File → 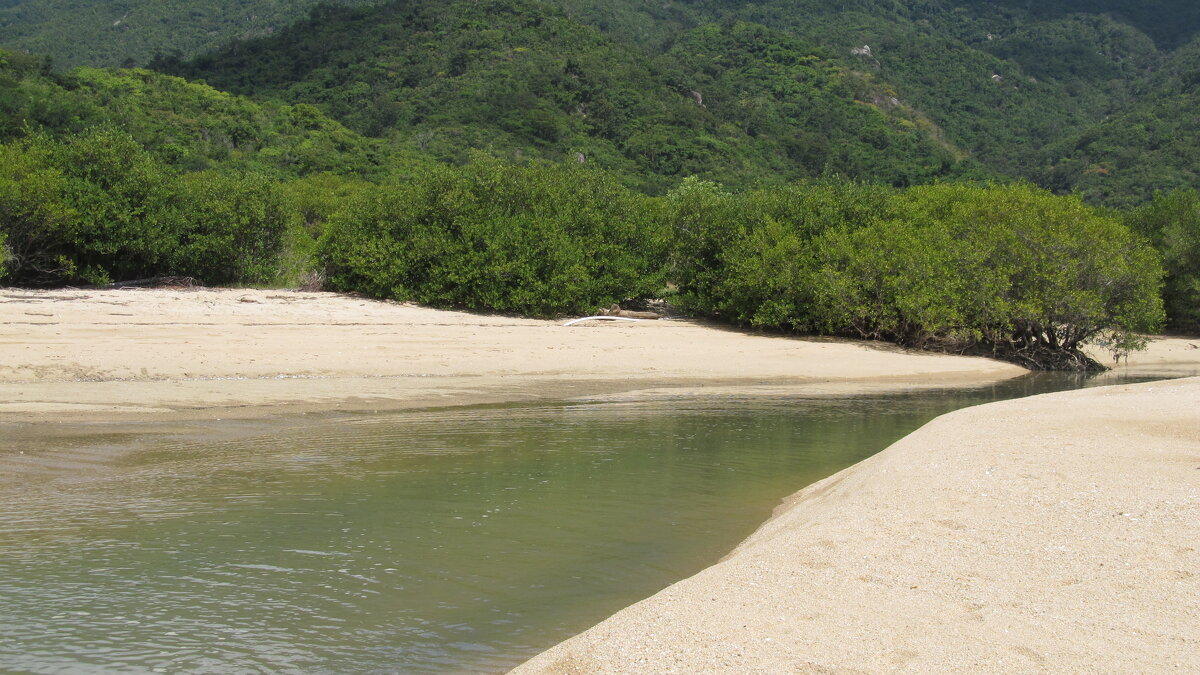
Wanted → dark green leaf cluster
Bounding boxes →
[0,50,416,179]
[0,127,291,286]
[157,1,968,192]
[320,155,667,316]
[1125,190,1200,333]
[666,181,1165,369]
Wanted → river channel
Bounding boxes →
[0,372,1173,673]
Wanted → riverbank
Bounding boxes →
[0,287,1038,424]
[512,376,1200,673]
[5,287,1199,671]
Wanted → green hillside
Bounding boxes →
[702,1,1166,180]
[128,0,1197,202]
[0,0,376,68]
[156,0,970,192]
[0,48,425,178]
[4,0,1200,203]
[1036,36,1200,207]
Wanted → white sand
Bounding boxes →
[0,287,1030,422]
[4,287,1198,670]
[512,376,1200,674]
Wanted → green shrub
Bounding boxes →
[816,184,1164,368]
[282,172,374,238]
[809,215,970,344]
[1125,190,1200,333]
[270,173,376,288]
[0,137,77,284]
[320,156,666,315]
[172,170,291,284]
[0,128,181,285]
[0,129,293,286]
[668,180,1164,369]
[665,177,894,327]
[51,127,182,284]
[663,178,747,317]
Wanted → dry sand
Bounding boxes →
[512,376,1200,674]
[4,287,1198,672]
[0,287,1036,423]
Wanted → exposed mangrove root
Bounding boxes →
[995,343,1106,372]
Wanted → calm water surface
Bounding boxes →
[0,373,1168,673]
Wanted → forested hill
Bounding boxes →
[155,0,970,192]
[0,0,377,68]
[0,50,416,178]
[1036,34,1200,208]
[2,0,1200,202]
[145,0,1199,201]
[673,0,1200,192]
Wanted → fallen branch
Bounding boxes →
[561,316,646,327]
[93,276,201,290]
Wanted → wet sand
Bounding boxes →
[0,287,1034,424]
[512,376,1200,674]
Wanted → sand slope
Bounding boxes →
[512,377,1200,674]
[0,288,1028,422]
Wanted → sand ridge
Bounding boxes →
[512,377,1200,674]
[0,287,1033,423]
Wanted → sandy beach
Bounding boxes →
[513,376,1200,673]
[4,287,1199,672]
[0,287,1040,424]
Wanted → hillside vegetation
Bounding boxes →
[0,0,376,67]
[0,49,424,177]
[1038,36,1200,207]
[157,0,969,193]
[6,0,1200,204]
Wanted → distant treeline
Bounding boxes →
[3,127,1196,370]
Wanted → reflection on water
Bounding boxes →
[0,372,1170,673]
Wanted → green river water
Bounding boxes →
[0,372,1172,673]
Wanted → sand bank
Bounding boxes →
[512,376,1200,674]
[0,287,1036,424]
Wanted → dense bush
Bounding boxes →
[1125,190,1200,333]
[173,170,291,284]
[0,135,76,283]
[666,177,893,327]
[0,129,177,284]
[0,128,293,285]
[319,156,667,315]
[0,122,1170,371]
[813,184,1164,368]
[667,181,1165,370]
[51,126,181,283]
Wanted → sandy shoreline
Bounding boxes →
[0,287,1042,424]
[4,287,1200,670]
[513,376,1200,673]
